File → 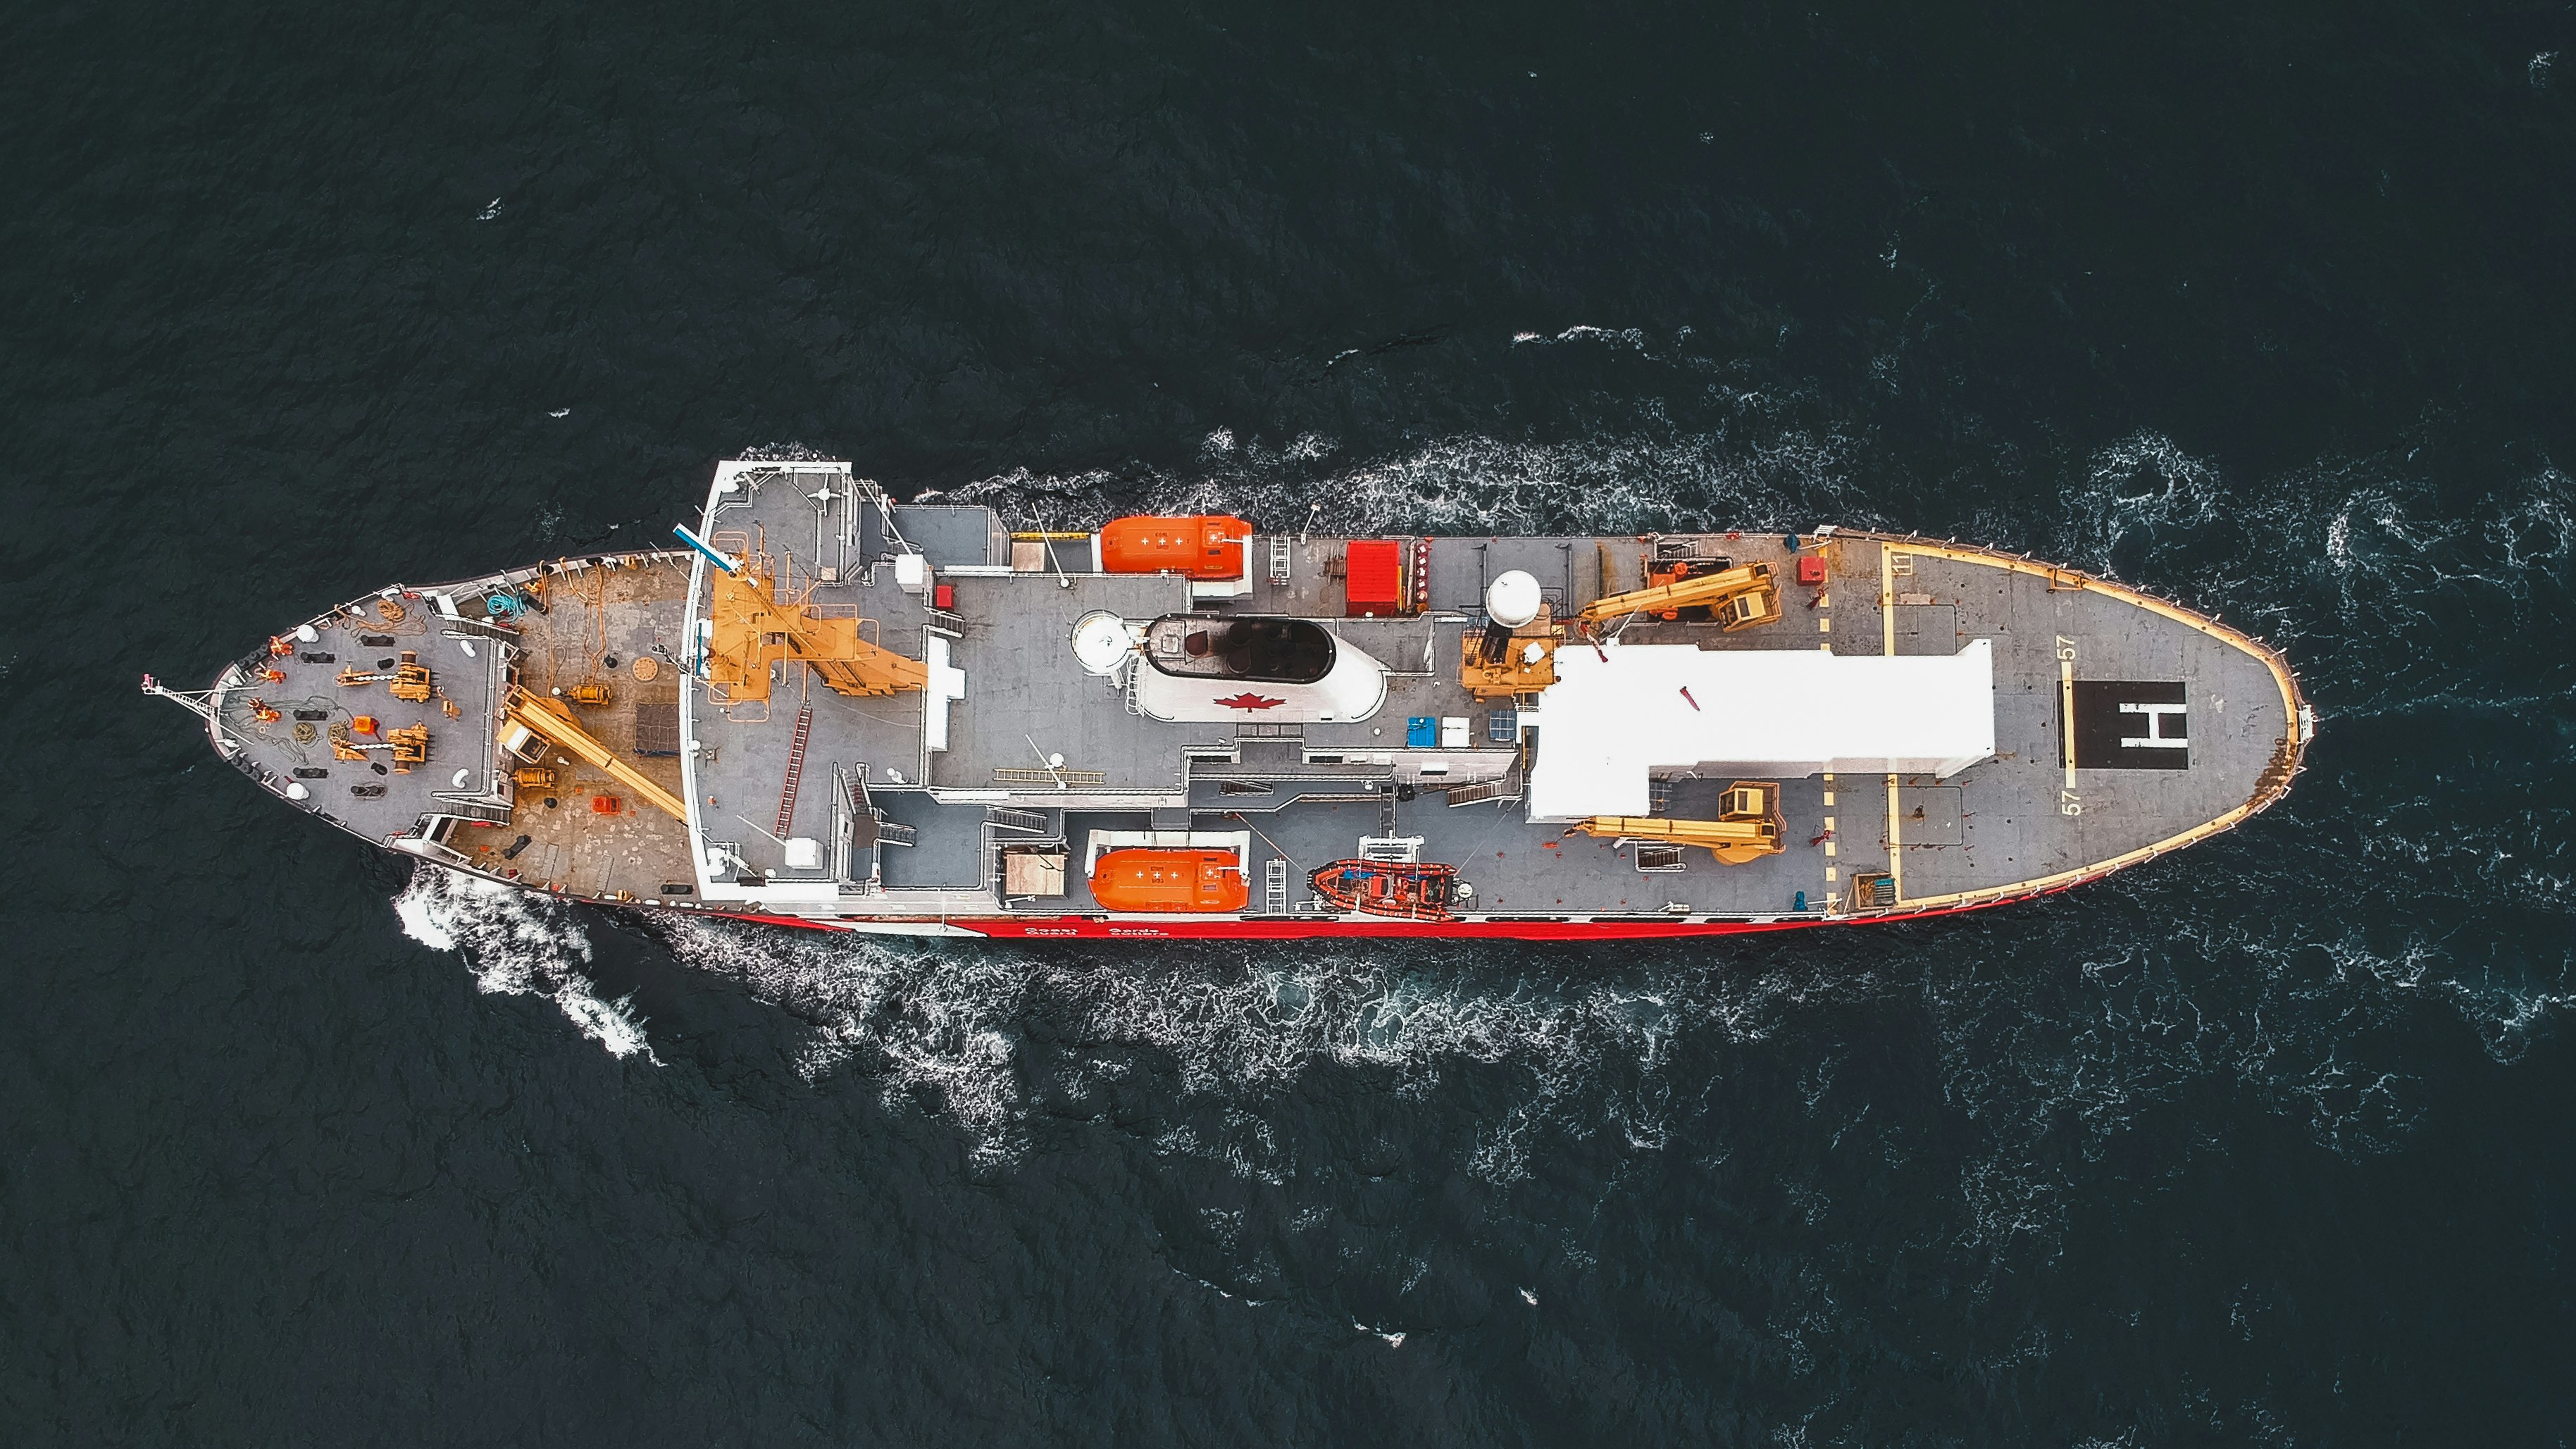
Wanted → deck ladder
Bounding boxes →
[775,704,813,838]
[846,766,914,847]
[1264,857,1289,913]
[1268,536,1293,584]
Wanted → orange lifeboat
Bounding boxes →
[1091,848,1248,913]
[1097,515,1250,580]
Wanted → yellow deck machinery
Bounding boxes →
[336,650,434,702]
[327,720,430,771]
[699,545,926,704]
[1579,561,1782,632]
[502,688,687,822]
[1567,781,1785,865]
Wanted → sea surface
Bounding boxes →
[6,3,2574,1443]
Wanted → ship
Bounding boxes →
[147,456,2313,940]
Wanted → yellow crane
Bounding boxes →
[1564,782,1785,864]
[504,688,688,822]
[703,561,927,704]
[1578,561,1781,631]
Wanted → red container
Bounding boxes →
[1796,554,1828,587]
[1344,540,1405,615]
[933,582,954,609]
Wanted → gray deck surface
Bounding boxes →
[213,597,511,844]
[933,572,1192,793]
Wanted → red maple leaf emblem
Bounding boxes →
[1213,692,1286,711]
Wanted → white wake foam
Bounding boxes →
[392,864,655,1061]
[943,421,1867,542]
[652,915,1862,1177]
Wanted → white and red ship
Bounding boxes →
[151,456,2311,940]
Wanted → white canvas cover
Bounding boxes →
[1521,640,1996,820]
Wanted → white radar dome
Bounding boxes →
[1485,569,1543,628]
[1070,611,1137,676]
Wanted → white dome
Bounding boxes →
[1485,569,1543,628]
[1069,611,1137,676]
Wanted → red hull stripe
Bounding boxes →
[700,893,2050,940]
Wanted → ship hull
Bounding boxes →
[152,457,2310,947]
[698,904,2015,940]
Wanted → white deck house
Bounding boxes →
[1521,640,1996,819]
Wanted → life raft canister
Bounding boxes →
[1097,516,1250,581]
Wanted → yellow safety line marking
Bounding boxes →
[1878,543,1903,902]
[2060,649,2078,791]
[1879,543,1898,656]
[1884,773,1903,902]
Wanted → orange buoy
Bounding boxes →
[351,714,378,735]
[1090,848,1247,913]
[1097,516,1251,580]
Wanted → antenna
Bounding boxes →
[1025,734,1068,790]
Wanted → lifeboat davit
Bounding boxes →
[1309,859,1461,921]
[1096,516,1251,580]
[1091,848,1250,913]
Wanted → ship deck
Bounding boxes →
[187,460,2305,932]
[665,466,2302,926]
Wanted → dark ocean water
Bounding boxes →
[7,2,2575,1442]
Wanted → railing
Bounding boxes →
[992,766,1108,787]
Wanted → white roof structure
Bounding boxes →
[1522,640,1996,819]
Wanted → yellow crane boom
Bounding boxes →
[1579,561,1780,629]
[705,565,926,703]
[1565,781,1786,864]
[504,688,689,823]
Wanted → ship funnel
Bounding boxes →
[1485,569,1542,628]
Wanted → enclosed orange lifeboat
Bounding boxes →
[1091,848,1249,913]
[1097,515,1250,580]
